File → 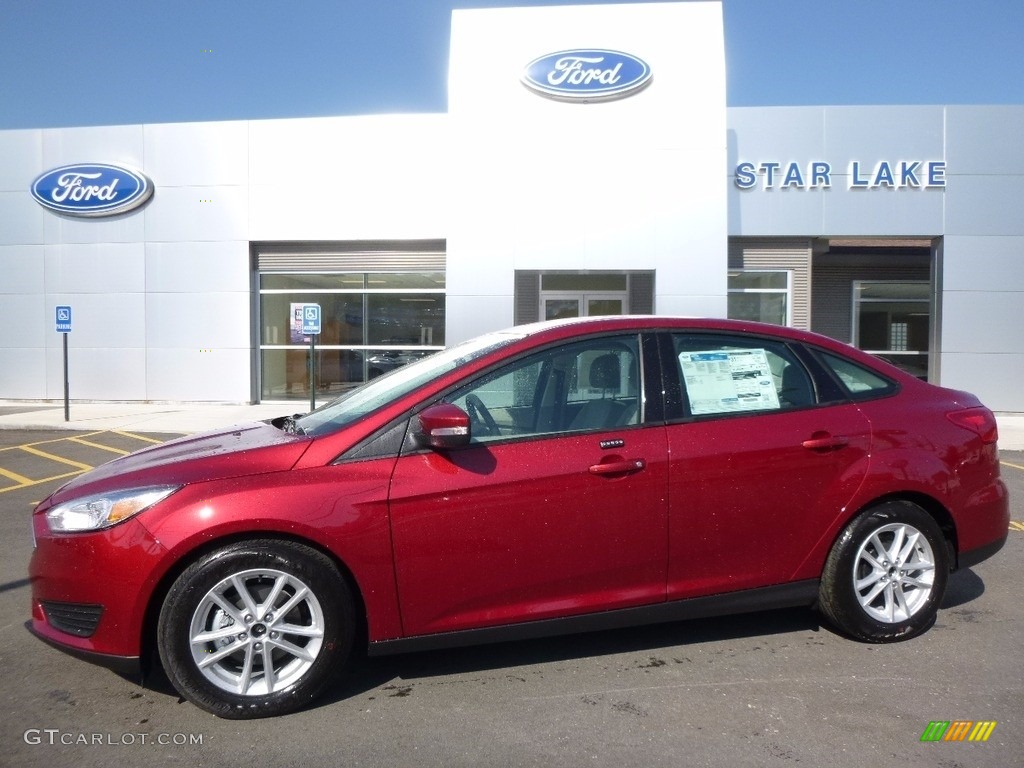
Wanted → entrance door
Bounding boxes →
[543,293,627,321]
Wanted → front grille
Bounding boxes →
[41,601,103,637]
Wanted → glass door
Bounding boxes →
[544,296,582,320]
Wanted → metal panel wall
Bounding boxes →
[728,105,1024,411]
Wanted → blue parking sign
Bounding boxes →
[302,304,321,335]
[56,305,72,333]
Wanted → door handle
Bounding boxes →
[801,434,849,451]
[589,459,646,476]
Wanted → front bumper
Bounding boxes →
[29,513,168,662]
[27,621,141,675]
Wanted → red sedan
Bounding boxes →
[28,317,1009,718]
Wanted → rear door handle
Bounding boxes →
[801,434,848,451]
[589,459,646,476]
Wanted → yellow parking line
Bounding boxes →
[67,436,130,455]
[112,430,169,444]
[19,445,94,471]
[0,430,107,454]
[1001,460,1024,471]
[0,470,84,495]
[0,466,34,486]
[1010,521,1024,532]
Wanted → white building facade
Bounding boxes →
[1,1,1021,411]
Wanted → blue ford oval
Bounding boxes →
[521,49,652,101]
[31,164,153,217]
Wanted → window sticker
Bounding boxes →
[678,349,781,415]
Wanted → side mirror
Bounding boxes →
[414,403,472,450]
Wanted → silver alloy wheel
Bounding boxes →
[852,522,937,623]
[188,568,326,696]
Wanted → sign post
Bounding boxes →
[301,304,322,412]
[55,306,72,421]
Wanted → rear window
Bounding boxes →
[671,333,816,417]
[818,352,897,399]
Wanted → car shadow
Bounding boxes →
[128,607,822,710]
[132,572,988,713]
[940,567,985,608]
[324,606,823,706]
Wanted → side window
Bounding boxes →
[818,351,897,399]
[671,333,815,417]
[445,336,641,442]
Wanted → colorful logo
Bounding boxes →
[31,163,154,217]
[521,49,652,102]
[920,721,997,742]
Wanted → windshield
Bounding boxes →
[295,332,523,436]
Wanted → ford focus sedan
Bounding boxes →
[28,317,1009,718]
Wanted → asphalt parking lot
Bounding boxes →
[0,430,1021,768]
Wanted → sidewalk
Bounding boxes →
[0,401,293,435]
[1,399,1022,450]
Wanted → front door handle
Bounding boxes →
[801,433,849,451]
[589,459,646,476]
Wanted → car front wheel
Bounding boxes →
[157,539,354,718]
[818,501,948,642]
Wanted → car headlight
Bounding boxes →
[46,486,181,533]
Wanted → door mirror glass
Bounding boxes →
[415,403,472,450]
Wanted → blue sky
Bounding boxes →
[1,0,1022,129]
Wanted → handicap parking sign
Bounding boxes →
[56,305,72,333]
[302,304,321,335]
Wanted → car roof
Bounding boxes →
[505,315,913,380]
[512,315,817,344]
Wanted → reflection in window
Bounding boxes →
[259,272,445,401]
[727,270,791,326]
[538,272,630,322]
[818,352,896,398]
[445,336,641,442]
[853,281,930,380]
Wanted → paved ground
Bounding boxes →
[0,430,1020,768]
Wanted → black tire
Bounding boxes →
[157,539,355,719]
[818,500,948,643]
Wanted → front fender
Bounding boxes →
[137,463,403,643]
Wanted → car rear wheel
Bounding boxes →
[157,539,354,719]
[818,501,948,642]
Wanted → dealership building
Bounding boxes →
[1,1,1022,412]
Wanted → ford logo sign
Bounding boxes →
[521,49,652,102]
[31,163,154,217]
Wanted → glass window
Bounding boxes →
[295,332,521,437]
[539,275,629,321]
[259,271,445,401]
[853,281,930,380]
[818,352,896,399]
[545,299,580,321]
[727,270,791,326]
[261,274,366,291]
[541,273,628,291]
[672,334,815,417]
[445,336,641,442]
[366,294,445,345]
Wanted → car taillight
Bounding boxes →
[946,407,999,444]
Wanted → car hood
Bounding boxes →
[47,421,311,504]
